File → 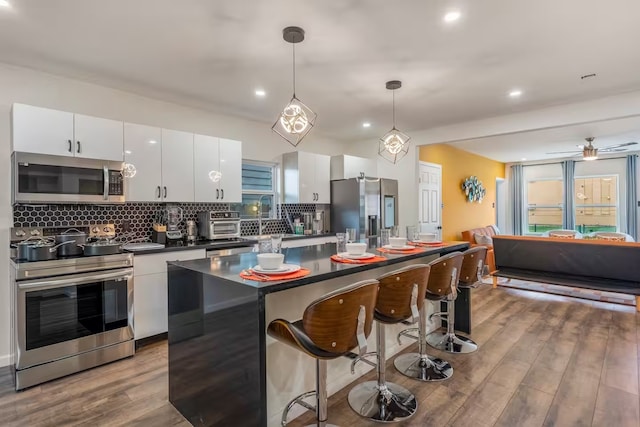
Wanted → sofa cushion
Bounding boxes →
[474,233,493,246]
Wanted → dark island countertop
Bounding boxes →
[168,240,469,294]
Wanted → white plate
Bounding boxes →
[382,244,416,251]
[337,252,376,260]
[252,264,301,275]
[411,240,442,244]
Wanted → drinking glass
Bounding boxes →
[391,225,400,238]
[271,234,283,253]
[406,226,418,242]
[258,235,272,253]
[336,233,347,253]
[381,229,391,246]
[346,228,357,243]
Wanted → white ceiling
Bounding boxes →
[1,0,640,141]
[450,116,640,162]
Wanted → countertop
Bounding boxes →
[168,240,469,294]
[125,233,335,255]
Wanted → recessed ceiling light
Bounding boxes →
[0,0,11,8]
[148,139,158,144]
[521,158,527,161]
[362,122,371,128]
[255,89,266,97]
[443,11,461,22]
[509,89,523,98]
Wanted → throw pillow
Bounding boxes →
[549,231,576,239]
[474,233,493,246]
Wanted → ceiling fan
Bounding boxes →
[546,137,638,161]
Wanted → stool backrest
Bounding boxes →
[376,264,431,322]
[459,246,487,285]
[426,252,464,297]
[302,279,379,354]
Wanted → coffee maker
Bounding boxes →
[165,206,184,242]
[313,211,325,234]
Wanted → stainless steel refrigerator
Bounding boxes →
[330,177,399,240]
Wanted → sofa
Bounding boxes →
[492,235,640,311]
[461,225,497,274]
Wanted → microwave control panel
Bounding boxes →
[108,170,124,195]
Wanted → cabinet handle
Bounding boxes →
[77,141,81,153]
[216,189,219,200]
[68,140,72,153]
[163,186,167,198]
[156,186,161,199]
[221,189,224,199]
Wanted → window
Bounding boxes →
[230,161,277,219]
[574,175,618,233]
[526,179,563,234]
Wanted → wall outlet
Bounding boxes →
[122,220,131,232]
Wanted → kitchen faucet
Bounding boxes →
[257,195,271,236]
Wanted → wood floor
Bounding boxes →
[0,284,638,427]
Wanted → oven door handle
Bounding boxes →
[18,268,134,292]
[103,166,109,200]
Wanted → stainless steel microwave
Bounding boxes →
[12,152,125,204]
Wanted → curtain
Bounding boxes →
[561,160,576,230]
[627,154,638,241]
[510,164,524,235]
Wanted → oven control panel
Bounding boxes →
[209,211,240,220]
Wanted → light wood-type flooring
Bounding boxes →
[1,284,639,427]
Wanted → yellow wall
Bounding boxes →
[419,144,505,241]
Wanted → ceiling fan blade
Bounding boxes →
[600,147,628,152]
[601,141,638,150]
[546,150,582,154]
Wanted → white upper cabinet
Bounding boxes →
[193,134,221,203]
[282,151,331,204]
[217,138,242,203]
[12,104,124,160]
[124,123,163,202]
[314,154,331,203]
[161,129,194,203]
[12,104,74,156]
[330,155,378,180]
[74,114,124,161]
[194,135,242,203]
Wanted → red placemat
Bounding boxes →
[408,241,447,247]
[377,247,427,255]
[330,254,387,264]
[239,268,311,282]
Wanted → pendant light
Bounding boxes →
[272,26,317,147]
[379,80,410,164]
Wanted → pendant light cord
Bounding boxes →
[392,89,396,128]
[292,43,296,97]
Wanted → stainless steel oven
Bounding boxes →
[12,152,125,204]
[197,211,241,240]
[12,253,134,390]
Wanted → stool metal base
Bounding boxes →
[394,353,453,381]
[426,331,478,354]
[348,381,417,423]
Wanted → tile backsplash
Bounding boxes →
[13,202,326,239]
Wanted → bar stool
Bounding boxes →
[348,264,430,422]
[395,252,463,381]
[268,280,379,427]
[426,247,486,354]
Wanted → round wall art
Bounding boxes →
[462,176,486,203]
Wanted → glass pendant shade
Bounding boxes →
[123,163,137,178]
[208,170,222,182]
[272,95,317,147]
[379,127,411,164]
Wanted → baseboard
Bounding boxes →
[135,333,167,350]
[0,353,11,368]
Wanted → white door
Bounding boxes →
[133,273,168,339]
[297,152,316,203]
[74,114,124,161]
[12,104,75,156]
[124,123,163,202]
[314,153,331,203]
[161,129,194,202]
[218,138,243,203]
[418,162,442,237]
[193,134,220,203]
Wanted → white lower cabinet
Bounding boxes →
[133,249,205,340]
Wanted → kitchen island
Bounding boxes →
[167,241,469,427]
